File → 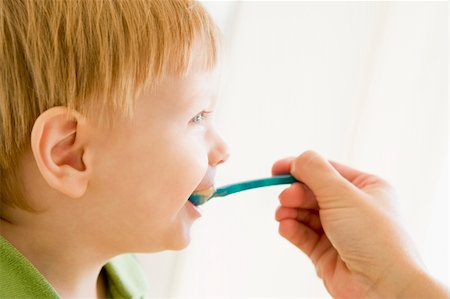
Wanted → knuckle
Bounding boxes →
[295,150,320,172]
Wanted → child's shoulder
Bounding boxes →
[0,235,149,298]
[103,253,150,298]
[0,234,58,298]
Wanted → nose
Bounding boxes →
[208,131,230,166]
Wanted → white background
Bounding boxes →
[137,2,449,298]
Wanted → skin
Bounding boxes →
[0,50,229,298]
[273,151,449,299]
[1,45,445,299]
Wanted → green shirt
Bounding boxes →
[0,235,149,298]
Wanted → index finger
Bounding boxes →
[329,160,370,183]
[272,156,295,176]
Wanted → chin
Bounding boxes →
[167,224,195,250]
[164,237,190,251]
[131,234,192,253]
[165,209,198,250]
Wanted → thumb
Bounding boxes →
[290,151,355,199]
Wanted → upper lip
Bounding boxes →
[194,167,216,191]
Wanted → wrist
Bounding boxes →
[396,268,449,299]
[366,258,422,299]
[367,261,449,299]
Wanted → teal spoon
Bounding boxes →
[188,175,299,206]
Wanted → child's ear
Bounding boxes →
[31,107,91,198]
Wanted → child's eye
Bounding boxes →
[191,111,213,125]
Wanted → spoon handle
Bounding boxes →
[214,175,299,198]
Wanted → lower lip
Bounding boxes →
[185,201,202,218]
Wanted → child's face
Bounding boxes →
[88,66,229,253]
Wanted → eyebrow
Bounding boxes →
[184,89,217,108]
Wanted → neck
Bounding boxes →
[0,217,110,298]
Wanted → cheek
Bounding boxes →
[92,126,208,216]
[160,141,208,197]
[126,135,207,205]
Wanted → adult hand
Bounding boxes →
[273,151,449,299]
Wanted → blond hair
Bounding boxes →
[0,0,219,211]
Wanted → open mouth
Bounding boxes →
[189,187,216,206]
[192,167,216,194]
[189,167,216,206]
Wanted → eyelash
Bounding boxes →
[191,110,213,125]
